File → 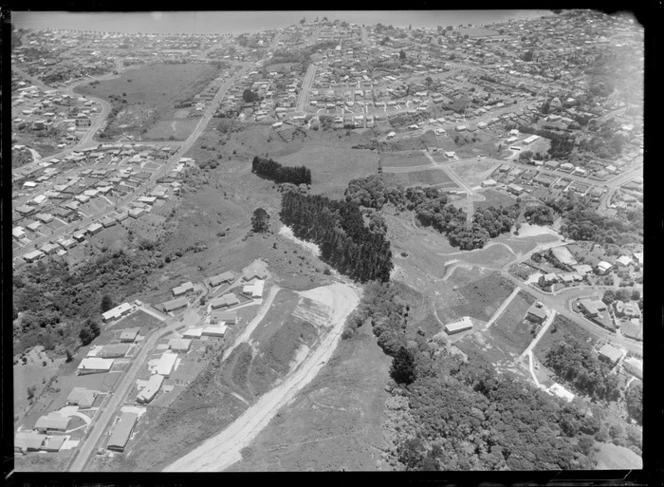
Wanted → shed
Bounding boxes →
[444,316,473,335]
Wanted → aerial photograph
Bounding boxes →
[10,9,644,473]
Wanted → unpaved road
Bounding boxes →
[163,282,361,472]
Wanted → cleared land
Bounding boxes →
[452,160,501,188]
[384,169,457,188]
[474,188,518,209]
[76,63,219,140]
[278,144,379,199]
[227,317,391,471]
[489,291,537,356]
[164,282,361,472]
[445,268,514,323]
[380,152,431,168]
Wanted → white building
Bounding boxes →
[78,357,114,375]
[156,352,178,377]
[137,374,164,404]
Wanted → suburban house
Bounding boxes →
[34,413,72,433]
[136,374,164,404]
[119,328,140,343]
[526,305,548,324]
[597,344,623,366]
[208,271,235,287]
[77,357,114,375]
[101,302,133,323]
[107,412,138,452]
[66,387,98,408]
[172,281,194,297]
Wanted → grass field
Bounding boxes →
[380,152,431,168]
[447,269,514,323]
[452,242,516,269]
[145,118,200,141]
[452,160,501,188]
[475,188,518,210]
[278,144,379,199]
[489,290,537,356]
[76,63,219,140]
[384,168,458,188]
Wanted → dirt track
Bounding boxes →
[163,282,361,472]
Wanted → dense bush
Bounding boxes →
[280,192,393,282]
[252,156,311,185]
[545,339,621,402]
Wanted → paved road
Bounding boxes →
[483,287,521,331]
[68,305,203,471]
[502,272,642,355]
[296,63,317,113]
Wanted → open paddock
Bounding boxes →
[277,144,379,199]
[145,118,200,141]
[453,242,516,269]
[489,291,537,356]
[379,152,432,168]
[447,269,514,322]
[474,188,518,210]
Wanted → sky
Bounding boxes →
[12,10,553,35]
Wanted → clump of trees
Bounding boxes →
[545,338,621,402]
[624,382,642,425]
[252,156,311,186]
[251,207,270,233]
[242,88,260,104]
[344,175,518,251]
[524,205,555,225]
[280,192,393,282]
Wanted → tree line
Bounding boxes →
[280,191,393,282]
[252,155,312,186]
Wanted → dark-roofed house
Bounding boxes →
[597,344,622,366]
[35,413,72,433]
[119,328,140,343]
[210,294,240,309]
[215,310,238,325]
[162,297,189,313]
[208,271,235,287]
[526,305,547,324]
[107,412,138,452]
